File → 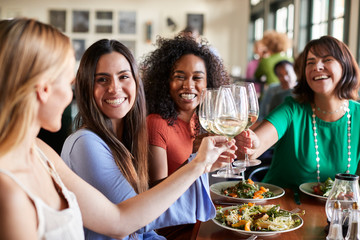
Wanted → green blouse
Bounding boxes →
[262,97,360,188]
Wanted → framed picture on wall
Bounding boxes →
[120,40,136,56]
[49,10,66,32]
[72,10,89,33]
[187,13,204,35]
[95,11,113,33]
[72,39,86,61]
[118,11,136,34]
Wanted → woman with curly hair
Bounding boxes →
[255,30,293,86]
[141,35,230,184]
[141,34,230,240]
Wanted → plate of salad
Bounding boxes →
[213,203,304,236]
[299,178,334,201]
[210,179,285,203]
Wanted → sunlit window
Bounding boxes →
[331,0,345,41]
[276,7,287,33]
[275,3,294,56]
[309,0,347,42]
[254,18,264,40]
[251,0,262,6]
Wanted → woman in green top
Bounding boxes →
[237,36,360,189]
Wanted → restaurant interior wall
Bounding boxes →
[0,0,250,77]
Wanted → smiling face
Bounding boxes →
[305,50,343,97]
[93,51,136,126]
[169,54,207,116]
[275,63,297,90]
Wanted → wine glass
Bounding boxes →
[199,88,222,135]
[233,82,261,168]
[212,85,248,178]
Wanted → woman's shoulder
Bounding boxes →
[350,100,360,114]
[267,97,307,120]
[0,173,36,228]
[147,114,170,127]
[66,129,103,144]
[62,129,109,155]
[282,96,303,108]
[0,162,39,229]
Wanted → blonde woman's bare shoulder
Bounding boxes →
[35,138,61,162]
[0,173,38,237]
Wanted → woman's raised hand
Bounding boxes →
[193,136,237,173]
[234,129,260,158]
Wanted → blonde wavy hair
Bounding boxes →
[261,30,291,54]
[0,18,72,156]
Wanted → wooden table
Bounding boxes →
[191,189,328,240]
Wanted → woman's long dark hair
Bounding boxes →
[75,39,148,193]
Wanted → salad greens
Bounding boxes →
[215,203,303,231]
[222,179,275,199]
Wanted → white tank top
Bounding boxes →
[0,147,84,239]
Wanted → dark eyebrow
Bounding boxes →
[306,57,315,62]
[94,69,131,77]
[306,54,332,62]
[173,70,205,74]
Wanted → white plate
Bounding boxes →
[210,181,285,203]
[212,206,304,236]
[299,182,327,201]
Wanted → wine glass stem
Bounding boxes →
[245,153,249,162]
[226,156,233,175]
[244,127,250,163]
[226,136,234,176]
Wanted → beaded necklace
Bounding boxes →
[311,101,351,182]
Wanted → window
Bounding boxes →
[274,3,294,39]
[273,2,294,56]
[309,0,349,42]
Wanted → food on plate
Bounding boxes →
[312,177,334,197]
[222,179,275,199]
[214,203,303,231]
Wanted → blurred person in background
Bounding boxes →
[255,30,293,87]
[246,40,269,80]
[258,60,297,121]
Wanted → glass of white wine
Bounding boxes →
[212,85,248,178]
[199,88,222,135]
[233,82,261,168]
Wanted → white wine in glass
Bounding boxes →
[212,85,248,178]
[233,82,261,168]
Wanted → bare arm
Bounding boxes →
[148,145,168,184]
[235,120,278,159]
[39,136,235,239]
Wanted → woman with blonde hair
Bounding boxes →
[255,30,293,86]
[0,18,236,239]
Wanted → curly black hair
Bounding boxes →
[140,35,229,125]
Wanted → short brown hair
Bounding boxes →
[293,35,360,103]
